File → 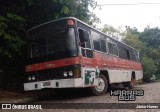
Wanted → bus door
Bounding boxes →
[78,28,99,87]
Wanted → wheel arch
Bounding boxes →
[99,70,110,84]
[132,71,136,80]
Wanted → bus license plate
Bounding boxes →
[43,81,51,87]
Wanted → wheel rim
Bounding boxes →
[95,78,105,92]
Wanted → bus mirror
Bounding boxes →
[81,31,89,43]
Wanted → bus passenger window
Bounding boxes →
[93,38,101,51]
[100,38,107,53]
[78,29,84,44]
[78,28,93,58]
[78,29,91,49]
[92,31,101,51]
[119,46,126,59]
[113,46,118,56]
[126,49,130,59]
[108,42,118,56]
[108,42,114,54]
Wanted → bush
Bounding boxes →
[141,56,157,82]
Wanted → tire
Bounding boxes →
[123,75,135,89]
[90,74,108,96]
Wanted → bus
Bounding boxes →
[24,17,143,95]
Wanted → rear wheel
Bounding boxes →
[90,74,108,96]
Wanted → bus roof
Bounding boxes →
[27,17,139,52]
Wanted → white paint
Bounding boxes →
[24,68,143,91]
[108,69,143,83]
[24,78,83,91]
[135,71,143,80]
[108,70,131,83]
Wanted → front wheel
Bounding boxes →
[90,74,108,96]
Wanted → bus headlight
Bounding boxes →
[69,71,73,76]
[32,76,35,80]
[63,71,67,77]
[28,76,32,81]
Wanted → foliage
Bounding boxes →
[0,1,25,59]
[140,27,160,48]
[0,0,99,90]
[101,25,160,82]
[123,27,160,81]
[139,27,160,80]
[101,25,124,40]
[101,24,118,33]
[26,0,99,29]
[123,31,143,51]
[141,56,157,82]
[0,0,98,59]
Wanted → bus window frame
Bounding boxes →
[77,27,93,58]
[91,30,109,55]
[107,38,119,57]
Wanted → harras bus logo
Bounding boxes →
[2,104,11,109]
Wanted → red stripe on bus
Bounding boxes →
[25,53,142,72]
[25,57,81,72]
[81,52,142,71]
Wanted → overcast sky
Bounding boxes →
[91,0,160,31]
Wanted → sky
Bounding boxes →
[91,0,160,31]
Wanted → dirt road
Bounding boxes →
[1,82,160,112]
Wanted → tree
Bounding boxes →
[0,0,25,59]
[101,24,118,33]
[0,0,99,59]
[26,0,99,29]
[140,27,160,48]
[141,56,157,82]
[123,27,160,82]
[139,27,160,79]
[123,27,143,51]
[101,24,124,40]
[0,0,99,90]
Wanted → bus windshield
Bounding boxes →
[27,27,77,63]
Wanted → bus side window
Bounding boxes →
[100,38,107,53]
[108,42,118,56]
[108,42,113,55]
[78,29,85,47]
[126,49,130,59]
[78,29,91,48]
[119,46,125,59]
[93,37,101,51]
[78,28,93,58]
[129,50,134,61]
[92,31,107,53]
[113,46,118,56]
[131,50,137,62]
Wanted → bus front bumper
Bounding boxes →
[24,78,83,91]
